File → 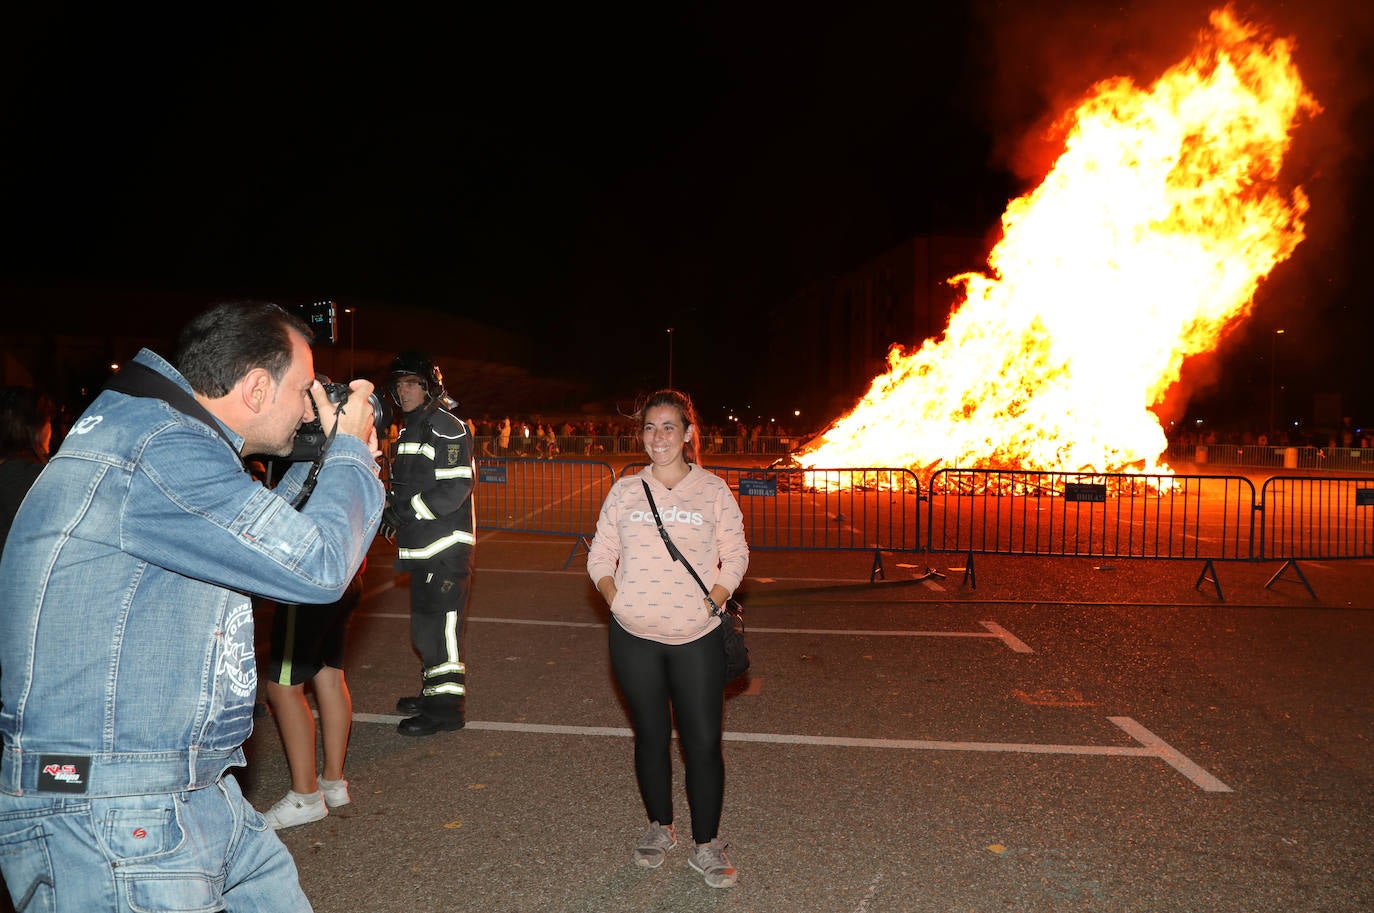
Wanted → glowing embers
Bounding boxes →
[927,470,1179,499]
[799,8,1318,481]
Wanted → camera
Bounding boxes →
[291,377,391,461]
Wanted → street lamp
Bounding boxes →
[1268,328,1284,438]
[666,327,674,389]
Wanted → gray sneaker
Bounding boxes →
[689,838,738,888]
[632,821,677,868]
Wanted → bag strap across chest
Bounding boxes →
[641,479,720,615]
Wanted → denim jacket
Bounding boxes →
[0,349,384,798]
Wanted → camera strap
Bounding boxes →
[104,360,241,460]
[290,389,342,508]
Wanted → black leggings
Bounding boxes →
[609,617,725,845]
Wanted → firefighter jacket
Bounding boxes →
[389,400,476,570]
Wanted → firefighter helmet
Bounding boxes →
[387,351,446,407]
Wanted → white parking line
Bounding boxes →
[749,623,1029,654]
[1110,716,1233,792]
[979,620,1033,653]
[349,714,1229,792]
[367,613,1031,651]
[854,872,883,913]
[363,567,878,601]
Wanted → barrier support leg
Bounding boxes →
[962,550,976,589]
[1194,558,1224,601]
[1264,558,1317,600]
[870,549,885,583]
[563,536,592,570]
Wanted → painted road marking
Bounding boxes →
[854,872,883,913]
[349,714,1229,792]
[979,620,1033,653]
[1109,716,1233,792]
[365,568,891,601]
[367,612,1032,651]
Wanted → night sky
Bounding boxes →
[3,1,1372,427]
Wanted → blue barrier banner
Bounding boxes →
[479,465,508,484]
[1356,488,1374,507]
[739,477,778,497]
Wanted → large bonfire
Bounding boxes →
[796,7,1319,479]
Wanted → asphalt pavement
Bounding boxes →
[237,535,1372,913]
[4,534,1370,912]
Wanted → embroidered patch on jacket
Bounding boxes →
[446,444,461,465]
[38,755,91,793]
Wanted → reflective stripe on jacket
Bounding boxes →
[389,403,476,569]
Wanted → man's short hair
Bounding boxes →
[175,302,313,397]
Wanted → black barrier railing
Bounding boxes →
[1167,440,1374,473]
[621,464,922,553]
[926,469,1255,560]
[475,458,616,549]
[464,457,1374,600]
[1258,476,1374,560]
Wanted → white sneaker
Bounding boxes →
[318,777,352,814]
[261,790,327,829]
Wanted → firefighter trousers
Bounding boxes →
[408,559,471,720]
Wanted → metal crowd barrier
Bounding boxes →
[474,458,617,565]
[1258,476,1374,560]
[470,458,1370,600]
[926,469,1256,561]
[620,463,922,554]
[1167,440,1374,473]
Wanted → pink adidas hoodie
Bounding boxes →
[587,464,749,645]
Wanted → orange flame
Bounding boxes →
[798,7,1319,479]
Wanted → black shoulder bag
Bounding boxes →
[640,480,750,682]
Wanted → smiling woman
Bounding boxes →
[587,387,749,888]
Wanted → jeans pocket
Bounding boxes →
[0,822,58,913]
[98,797,220,913]
[99,798,180,863]
[240,800,269,834]
[121,875,219,913]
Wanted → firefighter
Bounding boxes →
[383,351,475,736]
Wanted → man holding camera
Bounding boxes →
[0,301,384,913]
[383,351,476,736]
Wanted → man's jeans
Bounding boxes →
[0,774,312,913]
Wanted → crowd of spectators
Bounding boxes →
[1168,422,1372,451]
[458,417,813,459]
